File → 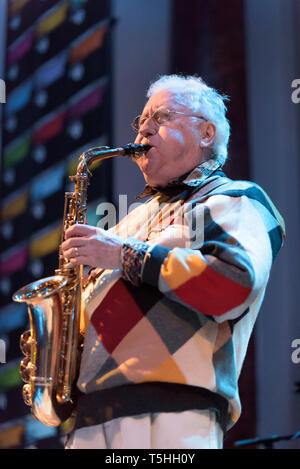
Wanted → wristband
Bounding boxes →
[121,238,149,286]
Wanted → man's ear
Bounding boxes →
[200,122,216,148]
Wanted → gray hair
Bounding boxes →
[146,74,230,166]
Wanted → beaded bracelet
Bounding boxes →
[120,238,149,287]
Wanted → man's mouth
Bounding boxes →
[139,145,152,157]
[132,145,150,161]
[143,143,152,152]
[132,143,153,161]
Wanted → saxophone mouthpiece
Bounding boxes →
[123,143,151,156]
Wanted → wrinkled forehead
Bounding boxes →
[141,90,190,116]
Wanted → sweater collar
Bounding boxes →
[136,158,223,199]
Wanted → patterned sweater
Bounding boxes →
[75,160,285,432]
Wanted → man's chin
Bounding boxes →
[144,174,167,188]
[143,173,158,187]
[137,159,167,187]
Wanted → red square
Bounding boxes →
[91,279,144,353]
[174,264,251,317]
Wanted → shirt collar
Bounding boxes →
[136,158,223,199]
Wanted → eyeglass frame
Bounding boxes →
[131,106,208,132]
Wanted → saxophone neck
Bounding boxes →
[75,143,150,177]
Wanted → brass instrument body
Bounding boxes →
[16,276,69,426]
[12,144,149,426]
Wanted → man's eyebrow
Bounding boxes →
[141,105,164,119]
[141,107,154,117]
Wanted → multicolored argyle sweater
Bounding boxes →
[75,159,285,432]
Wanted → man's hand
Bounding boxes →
[61,224,124,270]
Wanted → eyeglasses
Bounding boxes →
[131,107,207,132]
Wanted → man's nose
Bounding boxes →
[139,117,158,137]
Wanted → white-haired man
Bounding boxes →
[62,75,285,449]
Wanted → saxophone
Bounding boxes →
[12,143,149,427]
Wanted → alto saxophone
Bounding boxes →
[12,143,149,426]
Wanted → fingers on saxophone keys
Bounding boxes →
[61,238,82,253]
[63,247,80,260]
[65,223,90,239]
[67,256,86,266]
[64,247,87,266]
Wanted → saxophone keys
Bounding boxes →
[20,356,36,383]
[20,330,36,356]
[22,384,33,406]
[20,330,31,355]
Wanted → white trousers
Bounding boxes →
[65,409,223,449]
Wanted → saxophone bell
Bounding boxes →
[13,275,73,426]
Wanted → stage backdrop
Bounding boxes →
[0,0,113,449]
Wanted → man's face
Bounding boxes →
[134,90,207,188]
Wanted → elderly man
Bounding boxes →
[62,75,285,449]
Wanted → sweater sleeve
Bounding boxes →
[139,184,285,323]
